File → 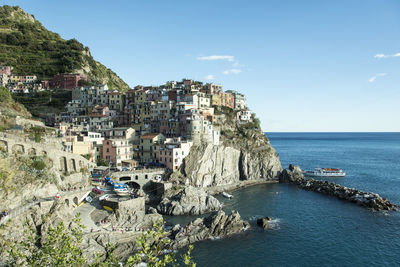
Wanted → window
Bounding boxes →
[145,175,148,179]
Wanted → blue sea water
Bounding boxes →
[178,132,400,266]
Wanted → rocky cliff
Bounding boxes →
[172,107,282,187]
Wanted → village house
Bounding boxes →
[102,138,134,168]
[139,133,166,163]
[156,138,193,170]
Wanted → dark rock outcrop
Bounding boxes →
[257,217,273,229]
[169,210,250,248]
[279,164,304,183]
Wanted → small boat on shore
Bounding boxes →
[222,192,233,199]
[114,188,131,196]
[303,168,346,177]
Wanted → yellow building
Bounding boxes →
[139,133,166,163]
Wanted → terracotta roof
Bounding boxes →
[141,133,160,139]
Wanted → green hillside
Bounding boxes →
[0,5,130,91]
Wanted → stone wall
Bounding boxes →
[0,133,95,173]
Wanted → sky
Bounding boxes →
[2,0,400,132]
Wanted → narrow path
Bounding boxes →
[73,202,99,232]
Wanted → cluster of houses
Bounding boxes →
[0,65,87,93]
[56,79,252,171]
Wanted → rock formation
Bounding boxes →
[157,186,221,215]
[172,141,281,188]
[279,164,304,183]
[257,217,273,229]
[169,210,250,249]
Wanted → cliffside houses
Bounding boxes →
[50,79,250,171]
[0,65,88,93]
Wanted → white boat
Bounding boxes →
[114,188,131,196]
[222,192,233,199]
[303,168,346,177]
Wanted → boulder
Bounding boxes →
[279,165,304,183]
[170,210,250,249]
[257,216,272,229]
[157,186,221,215]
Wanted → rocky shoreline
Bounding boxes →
[168,210,250,249]
[280,165,398,211]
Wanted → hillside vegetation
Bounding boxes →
[0,5,129,91]
[0,86,31,127]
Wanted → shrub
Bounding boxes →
[0,86,12,103]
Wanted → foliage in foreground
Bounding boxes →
[2,216,196,267]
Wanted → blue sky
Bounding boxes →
[2,0,400,131]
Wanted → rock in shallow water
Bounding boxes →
[157,186,221,215]
[170,210,250,249]
[257,217,273,229]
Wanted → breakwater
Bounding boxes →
[280,165,398,211]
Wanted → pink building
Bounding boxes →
[156,140,193,170]
[0,66,12,76]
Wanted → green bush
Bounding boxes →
[0,86,12,103]
[30,157,46,170]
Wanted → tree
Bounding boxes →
[7,216,86,266]
[96,158,109,167]
[0,86,12,103]
[126,219,196,267]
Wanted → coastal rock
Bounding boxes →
[257,217,273,229]
[279,164,304,183]
[157,186,221,215]
[173,142,282,188]
[170,210,250,249]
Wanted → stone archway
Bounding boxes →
[73,196,78,206]
[12,144,24,154]
[0,140,8,152]
[60,156,67,172]
[65,199,70,207]
[28,147,36,155]
[69,158,77,172]
[127,181,140,189]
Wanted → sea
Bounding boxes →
[170,132,400,266]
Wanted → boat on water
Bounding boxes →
[222,192,233,199]
[303,168,346,177]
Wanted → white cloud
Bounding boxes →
[232,61,240,67]
[197,55,235,62]
[374,54,386,59]
[222,69,242,75]
[204,74,215,80]
[369,73,387,83]
[374,53,400,58]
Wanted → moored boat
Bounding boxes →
[303,168,346,177]
[222,192,233,199]
[114,188,131,196]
